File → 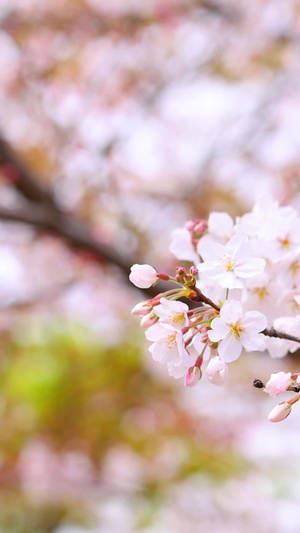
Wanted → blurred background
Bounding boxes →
[1,1,300,532]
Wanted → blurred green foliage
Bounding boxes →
[0,319,248,531]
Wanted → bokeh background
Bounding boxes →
[1,1,300,532]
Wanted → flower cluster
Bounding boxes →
[130,195,300,422]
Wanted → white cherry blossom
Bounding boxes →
[197,234,266,289]
[145,323,190,378]
[207,212,234,243]
[208,300,267,362]
[129,264,158,288]
[154,298,189,330]
[238,194,297,240]
[169,228,198,262]
[205,355,228,386]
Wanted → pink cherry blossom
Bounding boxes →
[264,372,292,398]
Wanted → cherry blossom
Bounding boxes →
[205,355,228,386]
[130,195,300,422]
[207,212,234,243]
[197,234,266,289]
[129,264,158,289]
[208,300,267,362]
[264,372,292,398]
[145,324,190,378]
[154,298,189,330]
[169,228,198,262]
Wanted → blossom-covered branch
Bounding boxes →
[130,196,300,423]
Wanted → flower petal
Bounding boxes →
[220,300,243,323]
[208,318,230,342]
[218,334,242,362]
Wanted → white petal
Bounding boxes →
[219,271,244,289]
[240,332,266,352]
[208,318,230,341]
[208,212,233,240]
[145,323,170,342]
[220,300,243,324]
[197,238,226,262]
[242,311,267,333]
[236,257,266,278]
[218,334,242,362]
[169,228,196,261]
[226,235,251,262]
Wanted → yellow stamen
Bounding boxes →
[172,313,185,326]
[220,255,236,271]
[279,236,290,249]
[254,287,268,301]
[167,333,176,349]
[290,261,300,277]
[231,323,243,338]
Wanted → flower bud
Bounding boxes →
[264,372,292,398]
[140,312,158,328]
[185,219,199,231]
[194,221,208,234]
[131,301,153,316]
[205,356,228,386]
[268,402,291,423]
[185,366,202,387]
[129,264,158,289]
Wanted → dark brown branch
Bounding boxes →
[0,206,132,274]
[190,286,220,312]
[262,327,300,345]
[0,138,56,206]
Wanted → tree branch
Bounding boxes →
[0,138,165,298]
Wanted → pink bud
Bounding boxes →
[131,301,153,316]
[194,221,208,234]
[205,356,228,386]
[190,266,198,276]
[185,219,198,231]
[185,366,202,387]
[140,312,158,328]
[129,264,158,289]
[268,402,292,423]
[264,372,292,398]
